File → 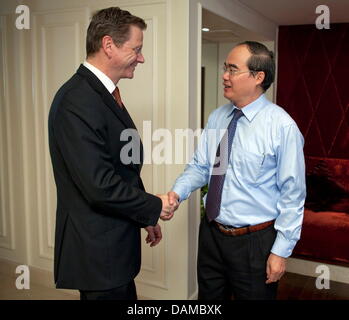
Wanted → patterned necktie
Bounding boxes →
[112,86,123,108]
[205,108,244,222]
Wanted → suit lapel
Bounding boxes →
[76,64,143,173]
[77,64,135,130]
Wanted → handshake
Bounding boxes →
[145,191,180,247]
[157,191,180,221]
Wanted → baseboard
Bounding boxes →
[188,290,198,300]
[287,257,349,284]
[6,256,345,298]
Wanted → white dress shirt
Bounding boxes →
[83,61,116,94]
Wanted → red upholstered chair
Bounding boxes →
[293,157,349,264]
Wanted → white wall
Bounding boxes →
[202,43,219,125]
[198,0,277,127]
[0,0,193,300]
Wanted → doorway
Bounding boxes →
[201,8,276,126]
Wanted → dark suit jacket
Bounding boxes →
[48,65,162,290]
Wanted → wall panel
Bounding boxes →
[0,15,15,253]
[30,8,87,265]
[277,24,349,159]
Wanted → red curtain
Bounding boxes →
[277,24,349,159]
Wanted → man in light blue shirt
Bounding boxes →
[167,41,306,300]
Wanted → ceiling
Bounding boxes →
[238,0,349,25]
[202,9,268,44]
[202,0,349,43]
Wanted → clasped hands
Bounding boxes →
[144,192,179,247]
[157,191,179,221]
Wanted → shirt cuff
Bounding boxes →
[271,231,297,258]
[172,185,191,203]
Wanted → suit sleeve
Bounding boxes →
[52,98,161,227]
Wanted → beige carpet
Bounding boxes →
[0,273,79,300]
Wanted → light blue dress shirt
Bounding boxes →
[172,94,306,258]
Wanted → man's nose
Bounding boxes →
[137,53,145,63]
[222,71,229,81]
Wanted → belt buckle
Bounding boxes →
[222,224,235,231]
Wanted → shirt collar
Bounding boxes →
[228,94,268,122]
[83,61,116,94]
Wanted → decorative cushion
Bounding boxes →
[305,157,349,213]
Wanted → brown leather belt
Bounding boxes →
[214,220,275,236]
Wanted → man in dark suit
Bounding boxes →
[48,7,173,300]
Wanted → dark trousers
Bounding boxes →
[198,216,278,300]
[79,280,137,300]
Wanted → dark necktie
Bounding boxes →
[112,86,123,108]
[205,108,244,222]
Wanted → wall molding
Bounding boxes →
[0,14,15,251]
[0,15,7,240]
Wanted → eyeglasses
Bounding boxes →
[223,63,254,76]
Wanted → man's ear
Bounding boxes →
[101,35,114,58]
[255,71,265,87]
